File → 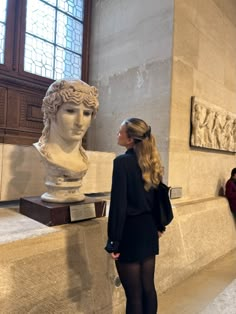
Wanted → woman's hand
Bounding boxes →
[111,252,120,260]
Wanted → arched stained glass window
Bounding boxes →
[24,0,84,79]
[0,0,7,64]
[0,0,90,82]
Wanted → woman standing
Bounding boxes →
[105,118,165,314]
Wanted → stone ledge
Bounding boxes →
[172,196,226,207]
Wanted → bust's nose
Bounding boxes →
[75,110,84,127]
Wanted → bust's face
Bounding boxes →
[51,101,93,142]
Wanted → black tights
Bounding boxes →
[115,256,157,314]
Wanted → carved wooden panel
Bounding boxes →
[19,93,43,129]
[0,81,46,145]
[7,89,20,128]
[0,87,7,126]
[27,104,43,122]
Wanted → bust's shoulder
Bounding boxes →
[33,142,47,158]
[33,141,40,151]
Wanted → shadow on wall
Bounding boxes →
[5,146,31,200]
[65,224,93,313]
[217,177,226,197]
[2,145,45,201]
[66,219,123,313]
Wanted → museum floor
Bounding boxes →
[159,248,236,314]
[1,204,236,313]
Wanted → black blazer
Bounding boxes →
[106,148,165,253]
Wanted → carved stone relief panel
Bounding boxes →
[190,97,236,153]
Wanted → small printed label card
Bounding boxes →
[70,203,96,222]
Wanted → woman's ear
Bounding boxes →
[127,137,134,145]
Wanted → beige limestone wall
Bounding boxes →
[165,1,236,294]
[160,197,236,291]
[1,197,235,313]
[0,144,115,201]
[88,0,175,177]
[169,0,236,199]
[0,220,122,314]
[1,144,45,201]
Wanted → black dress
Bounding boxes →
[105,148,164,263]
[118,212,158,263]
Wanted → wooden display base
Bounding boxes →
[19,196,107,227]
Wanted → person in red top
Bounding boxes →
[225,168,236,218]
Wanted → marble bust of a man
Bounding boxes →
[34,79,99,203]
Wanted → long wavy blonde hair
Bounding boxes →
[123,118,163,191]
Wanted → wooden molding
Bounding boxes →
[26,104,43,123]
[0,83,44,145]
[0,87,7,126]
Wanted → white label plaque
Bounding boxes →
[70,203,96,222]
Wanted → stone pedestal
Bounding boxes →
[19,196,107,226]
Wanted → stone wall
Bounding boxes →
[169,0,236,199]
[88,0,175,178]
[1,196,235,313]
[165,0,236,294]
[157,197,236,292]
[86,0,236,306]
[0,220,120,314]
